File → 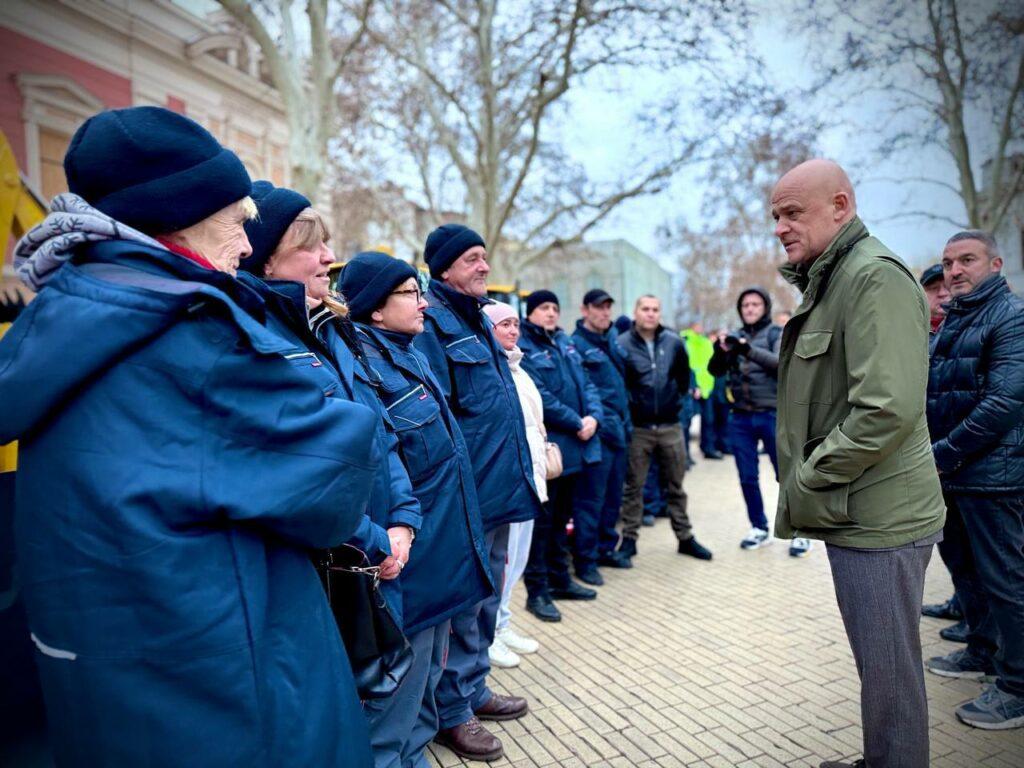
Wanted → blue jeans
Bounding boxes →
[726,410,778,531]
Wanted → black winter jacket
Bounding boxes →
[618,324,691,427]
[927,274,1024,493]
[708,322,781,413]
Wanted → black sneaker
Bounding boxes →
[550,581,598,601]
[677,537,713,561]
[940,619,968,644]
[525,595,561,622]
[598,551,633,569]
[926,648,995,680]
[703,450,724,460]
[922,596,961,620]
[618,538,637,560]
[576,567,604,586]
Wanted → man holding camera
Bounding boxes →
[709,288,812,557]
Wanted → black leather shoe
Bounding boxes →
[703,450,724,460]
[577,567,604,586]
[618,538,637,560]
[599,551,633,569]
[525,595,561,622]
[940,619,968,643]
[677,537,713,561]
[550,581,597,600]
[922,596,961,621]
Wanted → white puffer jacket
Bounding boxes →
[505,345,548,503]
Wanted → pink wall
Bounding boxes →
[0,25,133,169]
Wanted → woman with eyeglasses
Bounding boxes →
[338,251,493,767]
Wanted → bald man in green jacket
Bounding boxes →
[772,159,944,768]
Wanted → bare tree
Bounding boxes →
[215,0,374,199]
[362,0,747,277]
[662,108,816,327]
[807,0,1023,231]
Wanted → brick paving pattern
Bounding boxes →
[428,454,1024,767]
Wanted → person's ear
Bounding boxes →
[833,191,851,220]
[441,270,449,281]
[371,307,384,323]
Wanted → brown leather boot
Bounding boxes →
[474,692,529,721]
[434,716,503,761]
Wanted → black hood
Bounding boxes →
[737,286,772,326]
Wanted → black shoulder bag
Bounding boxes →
[315,544,413,700]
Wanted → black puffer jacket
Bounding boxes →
[618,324,691,427]
[708,287,781,412]
[927,274,1024,493]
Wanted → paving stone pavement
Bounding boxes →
[427,453,1024,768]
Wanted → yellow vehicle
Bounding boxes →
[1,129,47,474]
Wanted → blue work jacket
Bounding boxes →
[518,320,604,475]
[355,324,493,636]
[572,320,632,449]
[413,281,541,531]
[238,275,422,627]
[0,241,378,768]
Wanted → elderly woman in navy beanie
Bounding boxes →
[340,251,494,767]
[1,107,379,768]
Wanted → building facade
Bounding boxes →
[519,238,676,327]
[1,0,291,274]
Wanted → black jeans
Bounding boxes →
[936,492,992,656]
[954,492,1024,696]
[523,474,577,599]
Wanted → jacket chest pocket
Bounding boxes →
[386,383,456,481]
[444,336,494,409]
[527,350,560,389]
[284,350,340,397]
[582,349,604,376]
[790,330,834,405]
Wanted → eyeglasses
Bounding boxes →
[390,288,423,301]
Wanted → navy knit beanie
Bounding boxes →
[239,181,311,276]
[424,224,485,278]
[340,251,419,322]
[526,289,559,317]
[63,106,252,235]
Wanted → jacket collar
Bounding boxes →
[431,279,486,327]
[574,318,611,347]
[522,318,558,347]
[779,216,869,295]
[947,273,1008,313]
[630,324,665,346]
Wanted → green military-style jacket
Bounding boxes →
[775,217,945,547]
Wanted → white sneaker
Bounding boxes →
[740,527,772,550]
[789,537,812,558]
[497,626,539,655]
[488,636,520,668]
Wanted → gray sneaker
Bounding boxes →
[926,648,995,680]
[956,684,1024,730]
[819,760,864,768]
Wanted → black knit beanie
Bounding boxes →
[340,251,419,322]
[64,106,252,235]
[526,289,559,317]
[423,224,485,278]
